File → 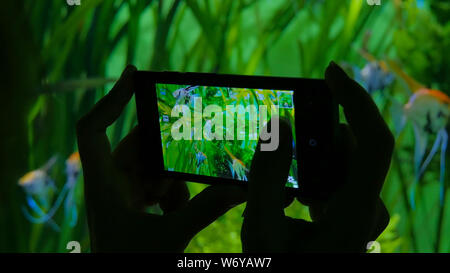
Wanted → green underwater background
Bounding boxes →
[1,0,450,252]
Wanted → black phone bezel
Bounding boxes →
[134,71,338,200]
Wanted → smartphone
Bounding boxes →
[134,71,339,201]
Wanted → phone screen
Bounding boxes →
[155,83,299,188]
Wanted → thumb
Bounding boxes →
[246,116,293,222]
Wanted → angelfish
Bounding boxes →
[389,61,450,209]
[18,156,60,231]
[63,152,81,227]
[224,146,249,181]
[355,49,395,93]
[20,152,82,229]
[172,85,199,105]
[194,144,207,173]
[18,156,57,200]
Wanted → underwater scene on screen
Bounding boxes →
[155,83,299,188]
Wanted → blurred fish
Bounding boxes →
[172,85,198,105]
[224,146,248,181]
[196,151,207,168]
[18,156,59,231]
[194,144,207,172]
[388,62,450,209]
[356,49,395,93]
[18,156,57,199]
[21,152,82,229]
[64,152,81,227]
[360,61,395,93]
[405,90,449,209]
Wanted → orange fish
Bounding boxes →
[63,152,81,227]
[18,156,57,198]
[19,156,59,231]
[21,152,82,230]
[65,152,81,181]
[389,62,450,208]
[224,146,248,181]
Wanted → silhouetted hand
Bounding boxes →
[241,62,394,252]
[77,66,245,252]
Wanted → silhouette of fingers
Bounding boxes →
[77,65,137,207]
[246,117,293,222]
[325,61,394,196]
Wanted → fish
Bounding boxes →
[21,152,82,229]
[360,61,395,93]
[18,156,57,207]
[64,152,81,227]
[196,151,207,168]
[172,85,199,105]
[22,195,61,232]
[388,62,450,209]
[18,156,59,231]
[65,152,81,182]
[405,89,449,209]
[194,144,207,165]
[194,144,207,172]
[224,146,248,181]
[355,48,395,93]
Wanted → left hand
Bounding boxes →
[77,65,246,252]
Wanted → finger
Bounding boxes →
[112,126,140,171]
[307,124,356,221]
[318,125,386,250]
[334,123,357,183]
[77,65,137,135]
[325,61,393,150]
[245,117,293,223]
[325,62,394,193]
[172,185,246,239]
[368,198,390,242]
[77,65,136,167]
[77,65,137,205]
[112,126,155,209]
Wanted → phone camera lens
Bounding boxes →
[309,138,318,147]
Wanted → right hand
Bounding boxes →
[241,61,394,252]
